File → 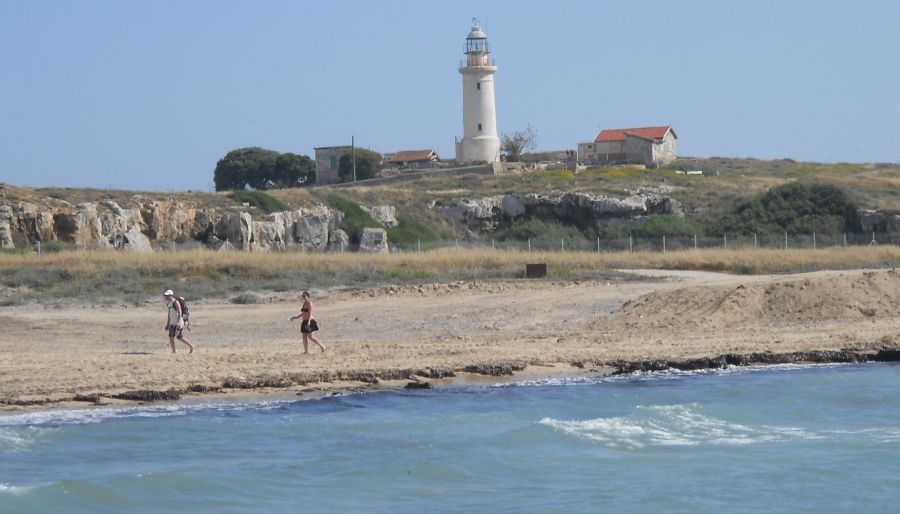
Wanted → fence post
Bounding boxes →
[663,235,666,253]
[528,238,531,253]
[724,234,727,250]
[753,233,757,249]
[785,233,788,250]
[597,237,600,253]
[629,235,633,253]
[456,238,459,251]
[561,238,565,252]
[813,232,816,249]
[417,239,421,253]
[341,240,344,253]
[694,234,697,250]
[843,233,847,248]
[492,239,495,252]
[37,241,41,256]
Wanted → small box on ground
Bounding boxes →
[526,263,547,279]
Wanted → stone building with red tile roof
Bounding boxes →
[384,149,439,169]
[577,125,677,167]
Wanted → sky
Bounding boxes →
[1,0,898,191]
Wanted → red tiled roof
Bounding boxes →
[594,126,674,142]
[387,150,437,163]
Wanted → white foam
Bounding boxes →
[0,399,295,427]
[0,428,32,452]
[539,403,819,449]
[0,483,33,495]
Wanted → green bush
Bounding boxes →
[387,214,438,245]
[629,214,706,239]
[227,191,289,213]
[715,182,860,235]
[504,217,590,248]
[326,194,381,242]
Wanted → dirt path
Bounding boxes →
[2,268,898,406]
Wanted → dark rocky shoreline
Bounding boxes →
[3,350,899,409]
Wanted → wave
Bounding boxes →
[0,399,295,428]
[539,403,819,449]
[493,361,860,389]
[0,483,34,495]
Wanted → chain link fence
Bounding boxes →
[373,232,900,254]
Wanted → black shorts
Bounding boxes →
[300,319,319,333]
[168,325,185,338]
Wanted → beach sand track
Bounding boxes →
[2,268,900,408]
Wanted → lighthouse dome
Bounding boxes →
[467,25,486,39]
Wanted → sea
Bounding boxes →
[2,362,899,513]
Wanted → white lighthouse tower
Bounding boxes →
[455,20,500,163]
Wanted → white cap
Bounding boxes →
[163,289,174,296]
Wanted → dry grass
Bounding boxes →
[3,245,900,276]
[2,246,899,306]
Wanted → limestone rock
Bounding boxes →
[122,225,153,252]
[251,220,286,252]
[362,205,399,227]
[359,227,389,254]
[214,212,252,251]
[327,229,350,252]
[0,205,13,248]
[293,206,332,251]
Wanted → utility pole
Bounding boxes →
[351,135,357,182]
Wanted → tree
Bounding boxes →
[213,147,314,191]
[500,125,537,162]
[338,148,382,182]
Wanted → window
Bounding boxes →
[478,123,482,131]
[476,82,481,90]
[329,156,337,169]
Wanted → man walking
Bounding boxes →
[163,289,195,354]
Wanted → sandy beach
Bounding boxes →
[3,268,899,410]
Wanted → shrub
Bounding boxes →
[326,194,381,242]
[387,214,438,246]
[716,182,860,235]
[503,218,591,249]
[629,214,706,239]
[227,191,289,213]
[230,292,263,304]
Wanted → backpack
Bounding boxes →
[177,297,190,325]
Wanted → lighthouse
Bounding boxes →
[455,21,500,163]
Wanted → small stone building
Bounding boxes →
[384,149,439,170]
[577,126,677,167]
[313,145,352,184]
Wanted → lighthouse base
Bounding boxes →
[455,136,500,163]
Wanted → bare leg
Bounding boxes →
[302,334,309,354]
[308,333,325,352]
[178,335,195,354]
[168,335,176,353]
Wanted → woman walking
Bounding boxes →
[289,291,325,354]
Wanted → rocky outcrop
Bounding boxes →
[122,225,153,252]
[327,229,350,252]
[858,209,900,234]
[362,205,399,227]
[610,350,871,375]
[359,227,389,253]
[293,206,338,251]
[0,198,348,253]
[440,191,684,233]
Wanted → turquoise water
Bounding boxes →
[2,363,899,513]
